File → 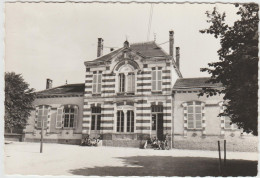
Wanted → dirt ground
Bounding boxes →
[4,142,258,176]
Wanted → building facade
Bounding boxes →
[24,83,84,144]
[83,32,182,147]
[22,31,257,151]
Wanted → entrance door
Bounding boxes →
[157,113,164,140]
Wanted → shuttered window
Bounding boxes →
[187,101,202,129]
[223,106,238,130]
[56,105,78,129]
[56,108,63,128]
[93,73,102,94]
[127,73,135,93]
[36,105,49,129]
[152,68,162,91]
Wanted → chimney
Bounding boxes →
[97,38,103,57]
[110,48,114,52]
[169,30,174,57]
[176,47,180,70]
[46,79,52,89]
[124,40,129,48]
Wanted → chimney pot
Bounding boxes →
[176,47,180,70]
[46,79,53,89]
[124,40,129,48]
[97,38,104,57]
[169,30,174,57]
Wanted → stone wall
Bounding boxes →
[173,135,257,152]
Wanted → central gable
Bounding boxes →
[110,49,143,73]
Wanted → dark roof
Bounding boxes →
[173,77,223,90]
[130,41,168,57]
[91,48,123,63]
[85,41,182,77]
[87,41,169,63]
[36,83,85,97]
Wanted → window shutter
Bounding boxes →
[73,107,78,129]
[93,74,97,93]
[56,107,63,128]
[152,71,156,91]
[132,74,135,92]
[157,70,162,90]
[127,75,131,92]
[97,74,102,93]
[127,74,134,92]
[225,117,232,129]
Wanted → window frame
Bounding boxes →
[186,101,203,130]
[63,108,75,128]
[36,105,49,129]
[91,107,101,131]
[92,73,102,94]
[117,110,124,132]
[224,116,238,130]
[152,68,162,91]
[55,105,78,129]
[119,73,125,93]
[126,110,134,132]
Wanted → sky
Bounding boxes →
[4,2,239,91]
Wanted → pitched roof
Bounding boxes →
[173,77,223,90]
[85,41,182,77]
[130,41,168,57]
[87,41,171,63]
[36,83,85,97]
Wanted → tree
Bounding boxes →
[5,72,35,133]
[199,3,258,135]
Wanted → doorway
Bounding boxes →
[151,105,164,140]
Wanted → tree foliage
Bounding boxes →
[5,72,35,133]
[199,3,258,135]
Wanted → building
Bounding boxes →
[23,31,257,151]
[24,82,85,144]
[83,31,181,147]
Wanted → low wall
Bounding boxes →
[5,133,24,142]
[173,135,258,152]
[24,138,81,145]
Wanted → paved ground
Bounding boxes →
[4,142,258,176]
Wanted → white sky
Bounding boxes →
[4,2,239,91]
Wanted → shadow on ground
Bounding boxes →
[69,156,257,176]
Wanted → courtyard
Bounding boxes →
[4,141,258,176]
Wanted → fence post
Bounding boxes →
[218,140,222,175]
[224,140,226,175]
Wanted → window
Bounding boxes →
[127,111,134,132]
[93,73,102,94]
[36,105,49,129]
[224,117,238,129]
[152,114,156,130]
[151,105,163,131]
[56,105,78,129]
[187,101,202,129]
[127,73,135,93]
[117,111,124,132]
[119,73,125,92]
[91,107,101,130]
[64,108,75,128]
[152,68,162,91]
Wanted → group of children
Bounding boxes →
[80,135,101,146]
[143,136,170,150]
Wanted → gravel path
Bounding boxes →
[4,142,258,176]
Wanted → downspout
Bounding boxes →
[171,91,175,149]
